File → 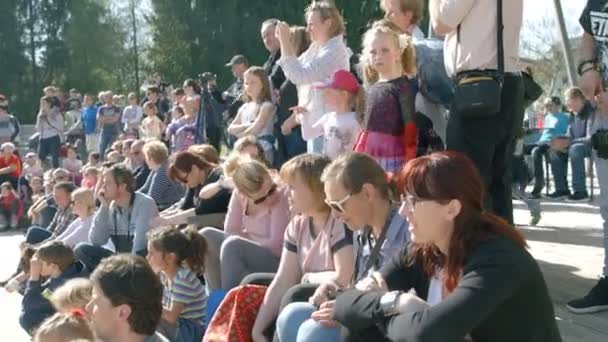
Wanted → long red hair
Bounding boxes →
[398,151,526,293]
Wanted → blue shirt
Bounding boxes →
[539,112,570,143]
[82,105,98,134]
[354,207,410,282]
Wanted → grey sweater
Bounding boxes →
[35,108,64,139]
[89,192,158,254]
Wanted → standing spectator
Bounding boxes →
[224,55,249,121]
[530,97,570,198]
[64,99,82,131]
[86,255,170,341]
[182,79,201,115]
[549,87,593,202]
[138,141,185,210]
[0,142,22,188]
[167,104,197,153]
[227,67,278,164]
[354,23,417,173]
[567,0,608,313]
[74,164,158,271]
[278,26,309,163]
[36,96,64,168]
[0,96,21,144]
[430,0,524,223]
[380,0,425,38]
[276,1,352,153]
[97,91,121,160]
[146,86,171,123]
[122,92,143,138]
[261,19,287,92]
[0,182,22,231]
[310,69,362,160]
[81,94,99,154]
[140,101,165,142]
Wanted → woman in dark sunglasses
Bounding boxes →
[200,154,291,291]
[276,152,410,342]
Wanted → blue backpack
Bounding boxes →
[414,38,453,109]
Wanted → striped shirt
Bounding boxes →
[138,160,185,209]
[160,267,207,326]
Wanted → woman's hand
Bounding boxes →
[355,272,388,292]
[275,21,291,45]
[150,216,170,227]
[311,300,339,327]
[309,280,339,307]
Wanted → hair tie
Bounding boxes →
[70,308,86,318]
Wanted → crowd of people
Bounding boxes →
[1,0,608,341]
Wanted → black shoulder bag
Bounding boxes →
[451,0,504,119]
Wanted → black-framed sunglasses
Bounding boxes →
[253,184,277,205]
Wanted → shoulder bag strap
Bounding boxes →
[497,0,504,74]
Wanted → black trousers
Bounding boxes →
[446,74,525,224]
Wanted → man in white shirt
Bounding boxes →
[430,0,525,224]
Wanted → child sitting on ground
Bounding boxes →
[30,176,45,204]
[33,311,95,342]
[0,182,23,231]
[62,146,83,186]
[147,226,208,342]
[23,152,44,180]
[19,241,89,334]
[80,167,99,190]
[49,278,93,314]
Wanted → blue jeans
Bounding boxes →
[25,226,53,244]
[74,243,114,272]
[175,318,204,342]
[276,302,340,342]
[550,143,590,194]
[98,132,118,160]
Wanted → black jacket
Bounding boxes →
[334,238,562,342]
[263,50,286,91]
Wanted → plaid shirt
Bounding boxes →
[48,207,76,237]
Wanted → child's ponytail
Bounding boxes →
[183,226,207,274]
[148,226,208,274]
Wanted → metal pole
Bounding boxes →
[553,0,577,86]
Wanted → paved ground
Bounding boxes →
[0,197,607,340]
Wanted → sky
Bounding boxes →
[523,0,585,38]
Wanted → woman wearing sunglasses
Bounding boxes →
[200,154,291,291]
[152,150,231,228]
[330,151,561,342]
[276,152,409,342]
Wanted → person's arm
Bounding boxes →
[89,205,112,246]
[279,40,351,86]
[162,302,186,325]
[223,191,245,236]
[121,107,130,124]
[10,116,20,141]
[163,208,196,226]
[241,103,276,137]
[252,247,302,337]
[132,196,159,254]
[0,163,16,175]
[148,170,171,206]
[227,106,251,136]
[430,0,474,36]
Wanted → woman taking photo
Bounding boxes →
[151,150,231,227]
[200,154,290,291]
[332,151,561,342]
[276,1,351,153]
[276,152,409,342]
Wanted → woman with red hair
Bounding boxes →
[332,151,561,342]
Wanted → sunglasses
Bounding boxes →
[175,169,192,184]
[325,193,352,213]
[253,184,277,205]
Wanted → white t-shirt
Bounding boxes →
[314,111,361,160]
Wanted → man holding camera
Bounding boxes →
[430,0,524,223]
[222,55,249,147]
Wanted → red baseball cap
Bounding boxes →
[315,70,360,94]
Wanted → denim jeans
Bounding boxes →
[98,132,118,160]
[276,302,340,342]
[25,226,53,244]
[74,243,114,272]
[38,135,61,168]
[551,143,590,194]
